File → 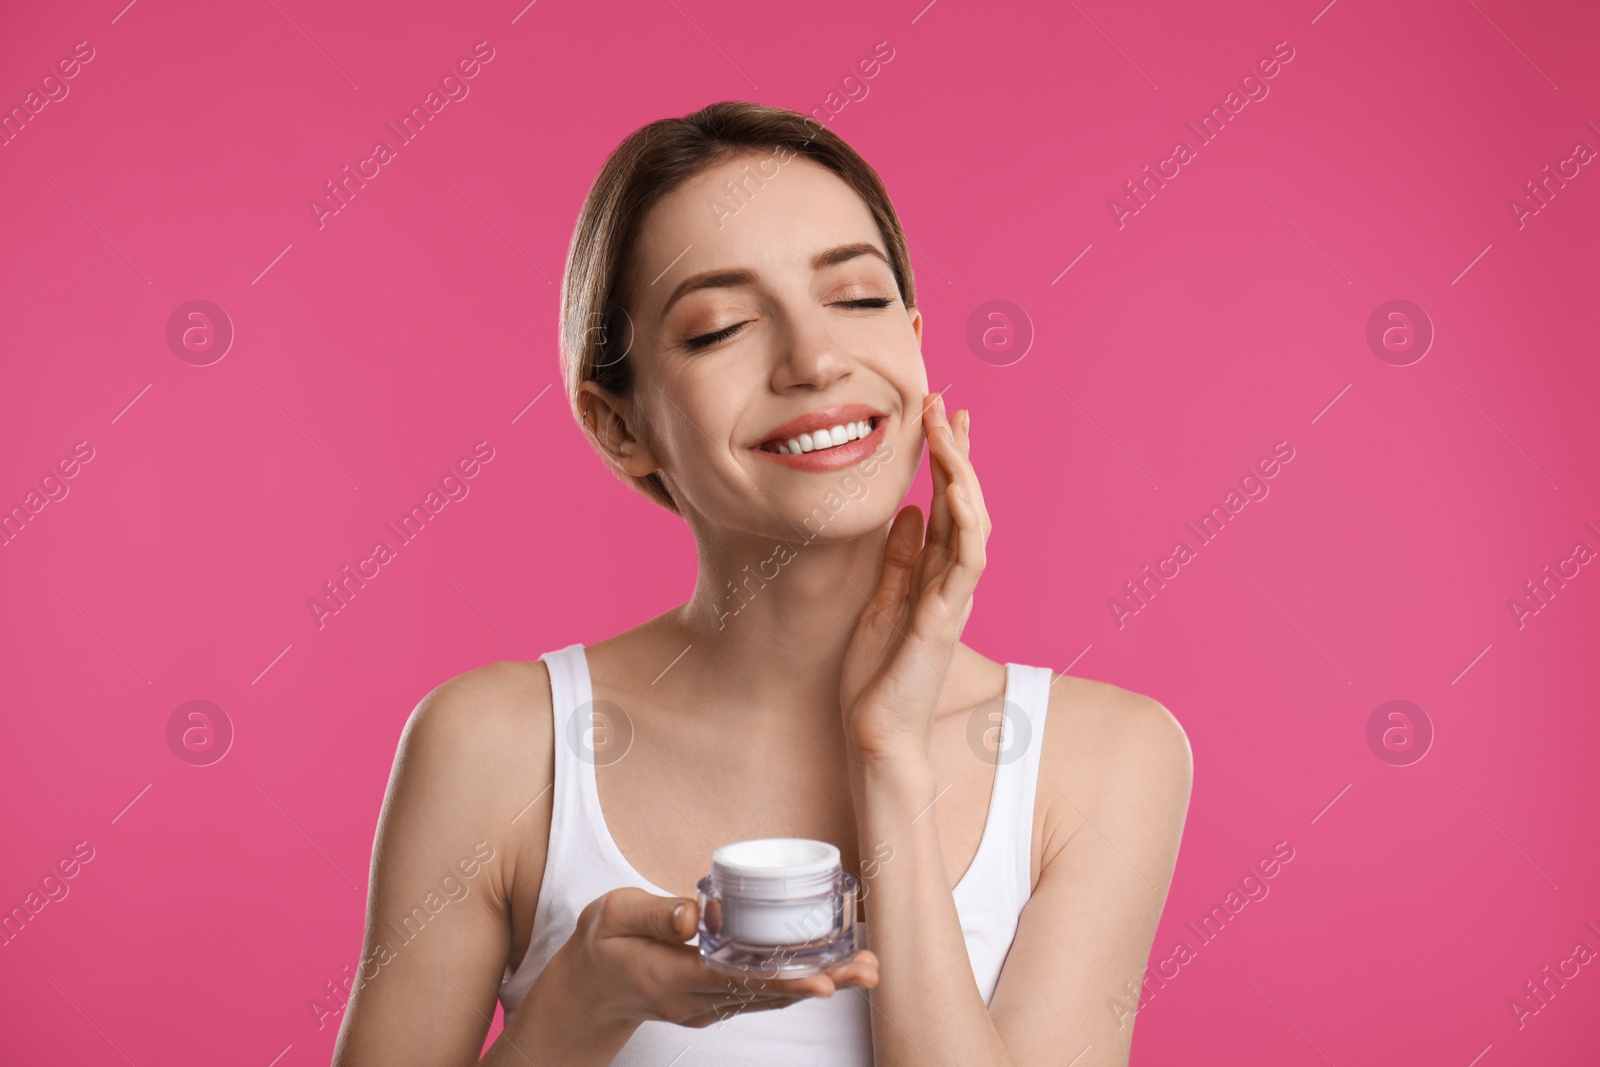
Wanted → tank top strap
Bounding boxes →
[541,642,583,783]
[538,642,673,895]
[498,643,608,1013]
[538,642,600,863]
[994,663,1053,907]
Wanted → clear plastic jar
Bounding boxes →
[696,837,858,978]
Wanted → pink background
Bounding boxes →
[3,0,1597,1063]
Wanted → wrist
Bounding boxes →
[844,735,934,777]
[847,746,938,804]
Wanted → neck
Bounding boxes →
[664,518,894,727]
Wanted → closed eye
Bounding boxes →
[684,298,893,350]
[684,321,750,350]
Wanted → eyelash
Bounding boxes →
[683,298,895,351]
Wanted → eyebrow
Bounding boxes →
[656,242,892,319]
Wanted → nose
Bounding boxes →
[770,303,852,392]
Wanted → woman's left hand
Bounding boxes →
[840,392,991,763]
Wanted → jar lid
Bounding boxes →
[710,838,841,899]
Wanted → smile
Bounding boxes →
[762,418,877,455]
[751,416,888,471]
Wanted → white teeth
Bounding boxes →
[770,418,876,456]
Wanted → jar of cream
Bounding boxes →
[696,837,858,978]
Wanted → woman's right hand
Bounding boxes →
[548,886,880,1031]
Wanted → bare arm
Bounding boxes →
[987,682,1193,1067]
[330,661,607,1066]
[851,680,1190,1066]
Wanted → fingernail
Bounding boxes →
[957,483,970,502]
[672,903,686,922]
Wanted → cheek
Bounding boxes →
[888,325,930,401]
[650,379,745,477]
[873,420,923,495]
[651,402,716,469]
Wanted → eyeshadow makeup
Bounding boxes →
[696,837,859,978]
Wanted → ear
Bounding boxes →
[578,381,661,478]
[909,305,924,347]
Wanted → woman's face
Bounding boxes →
[593,151,928,541]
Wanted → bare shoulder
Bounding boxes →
[335,662,554,1065]
[1036,673,1193,874]
[402,659,552,763]
[381,660,554,897]
[1044,673,1191,778]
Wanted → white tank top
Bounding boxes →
[497,642,1052,1064]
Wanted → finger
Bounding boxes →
[936,408,989,546]
[683,959,880,1027]
[823,952,879,990]
[714,994,810,1017]
[678,993,809,1028]
[926,398,978,556]
[923,392,956,552]
[599,888,697,943]
[846,948,880,972]
[864,505,923,624]
[682,968,827,1002]
[688,952,877,1000]
[777,953,879,996]
[957,410,990,541]
[937,477,987,612]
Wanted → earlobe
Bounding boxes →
[615,446,660,478]
[579,382,660,478]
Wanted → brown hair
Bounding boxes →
[560,100,917,514]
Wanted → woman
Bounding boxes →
[331,101,1192,1066]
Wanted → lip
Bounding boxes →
[754,403,888,449]
[750,409,889,473]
